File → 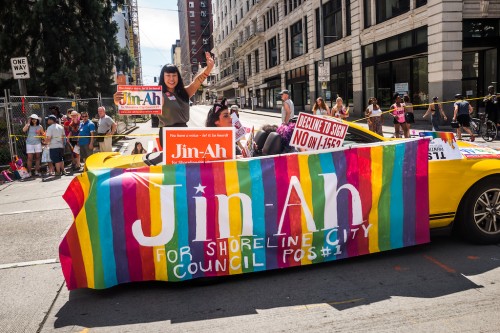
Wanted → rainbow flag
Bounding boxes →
[59,139,430,290]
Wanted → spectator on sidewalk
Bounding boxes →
[332,96,349,119]
[423,96,447,131]
[453,93,475,142]
[483,85,499,129]
[48,105,63,124]
[22,114,44,177]
[391,93,409,138]
[45,115,67,177]
[230,105,240,118]
[96,106,116,152]
[365,97,383,136]
[312,97,331,116]
[280,89,294,124]
[68,110,81,170]
[77,111,95,165]
[403,95,415,134]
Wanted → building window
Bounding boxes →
[255,49,260,73]
[268,36,278,68]
[416,0,427,8]
[316,0,343,48]
[364,0,372,28]
[346,0,351,36]
[189,2,194,8]
[376,0,410,24]
[291,20,303,58]
[248,54,252,76]
[201,11,207,17]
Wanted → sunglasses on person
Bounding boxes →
[81,115,88,118]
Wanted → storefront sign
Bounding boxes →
[394,82,408,95]
[290,112,349,150]
[163,128,235,164]
[117,85,162,115]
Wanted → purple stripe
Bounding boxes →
[261,157,278,270]
[331,151,348,260]
[403,141,417,246]
[109,169,130,284]
[185,163,204,278]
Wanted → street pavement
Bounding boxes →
[0,108,499,332]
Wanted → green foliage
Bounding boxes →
[0,0,124,98]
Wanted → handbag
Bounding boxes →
[450,120,460,129]
[41,147,51,163]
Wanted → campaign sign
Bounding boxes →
[459,146,500,159]
[419,132,463,161]
[163,128,235,164]
[117,85,162,115]
[290,112,349,150]
[232,113,246,141]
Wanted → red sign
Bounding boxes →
[163,128,235,164]
[290,112,349,150]
[117,85,162,115]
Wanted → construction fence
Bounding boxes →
[0,90,140,168]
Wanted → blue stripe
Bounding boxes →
[175,164,192,279]
[249,159,266,271]
[390,143,405,248]
[96,170,117,288]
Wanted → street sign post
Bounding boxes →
[318,61,330,82]
[10,57,30,79]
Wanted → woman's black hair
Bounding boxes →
[132,141,143,154]
[158,64,190,103]
[30,118,40,126]
[205,98,228,127]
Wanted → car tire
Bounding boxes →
[457,176,500,244]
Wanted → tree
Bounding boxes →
[0,0,125,97]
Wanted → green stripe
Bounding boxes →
[378,145,395,251]
[308,154,326,264]
[164,164,180,281]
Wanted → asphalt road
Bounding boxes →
[0,109,499,332]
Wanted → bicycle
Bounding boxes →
[469,112,498,142]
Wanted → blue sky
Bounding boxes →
[137,0,180,84]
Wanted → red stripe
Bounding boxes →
[356,147,372,256]
[63,177,84,218]
[59,233,77,290]
[275,155,291,268]
[285,154,302,267]
[135,167,155,281]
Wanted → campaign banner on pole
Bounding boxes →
[163,128,235,164]
[59,139,430,290]
[290,112,349,150]
[117,85,162,115]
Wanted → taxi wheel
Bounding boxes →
[458,176,500,244]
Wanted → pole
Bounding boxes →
[319,0,326,100]
[18,79,27,96]
[4,89,15,161]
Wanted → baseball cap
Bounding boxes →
[433,96,438,100]
[455,93,463,99]
[29,114,40,120]
[279,89,290,95]
[47,115,57,121]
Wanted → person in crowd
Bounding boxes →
[332,96,349,119]
[391,93,409,138]
[114,51,215,144]
[453,93,475,141]
[483,85,499,130]
[312,97,331,116]
[423,96,447,131]
[67,110,81,170]
[365,97,383,136]
[230,105,240,118]
[132,142,147,155]
[403,95,415,134]
[205,99,247,157]
[22,114,44,177]
[96,106,117,152]
[63,109,73,136]
[45,115,67,177]
[48,105,63,124]
[77,111,95,166]
[280,89,294,123]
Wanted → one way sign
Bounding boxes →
[10,57,30,79]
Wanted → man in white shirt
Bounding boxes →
[280,89,294,124]
[45,115,67,176]
[96,106,117,152]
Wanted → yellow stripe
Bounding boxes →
[150,166,168,281]
[298,154,313,265]
[224,161,242,275]
[368,146,382,253]
[75,173,94,288]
